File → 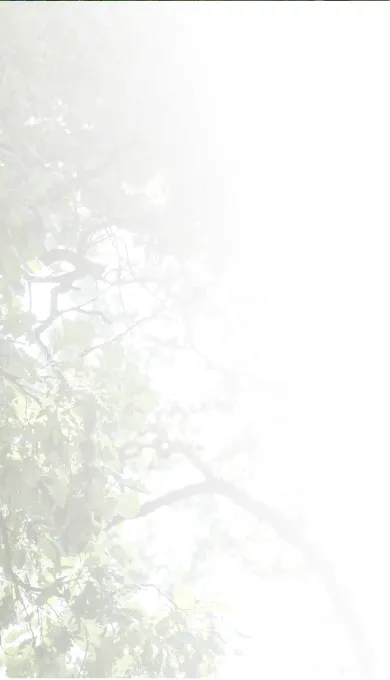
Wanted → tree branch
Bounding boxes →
[79,308,165,359]
[110,478,373,678]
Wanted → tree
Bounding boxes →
[0,5,225,677]
[0,4,372,678]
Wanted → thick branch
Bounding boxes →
[111,478,373,678]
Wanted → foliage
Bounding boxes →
[0,5,225,677]
[0,5,373,680]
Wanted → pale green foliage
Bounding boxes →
[0,5,226,677]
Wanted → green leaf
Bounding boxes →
[12,547,27,569]
[88,544,111,566]
[23,460,41,489]
[99,495,118,521]
[172,586,196,611]
[42,571,56,584]
[117,490,141,519]
[128,411,146,434]
[44,475,68,509]
[136,390,158,415]
[6,658,26,678]
[36,588,53,607]
[86,481,104,511]
[4,628,23,645]
[60,556,76,569]
[47,595,62,609]
[27,259,43,273]
[55,318,95,352]
[38,536,61,564]
[3,355,26,380]
[1,251,21,280]
[113,653,133,676]
[12,392,27,421]
[84,619,105,645]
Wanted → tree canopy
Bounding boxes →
[0,4,373,679]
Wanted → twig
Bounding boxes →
[34,291,113,339]
[78,624,90,678]
[0,514,36,646]
[2,371,42,406]
[79,309,164,359]
[133,583,183,611]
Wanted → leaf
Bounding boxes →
[99,495,118,521]
[12,547,27,569]
[4,628,23,645]
[12,392,27,421]
[84,619,105,645]
[117,490,141,519]
[6,657,26,678]
[199,661,212,676]
[55,318,94,352]
[128,411,146,435]
[172,586,196,611]
[36,588,53,607]
[1,250,21,280]
[60,556,76,569]
[38,536,60,564]
[23,460,41,489]
[93,543,111,563]
[3,355,26,380]
[27,259,43,273]
[171,631,196,646]
[42,571,56,584]
[113,653,133,676]
[123,478,148,493]
[44,475,68,509]
[47,595,62,609]
[136,390,158,415]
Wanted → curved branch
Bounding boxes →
[111,479,373,678]
[136,482,209,519]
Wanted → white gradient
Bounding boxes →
[149,3,390,678]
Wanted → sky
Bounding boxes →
[146,3,390,677]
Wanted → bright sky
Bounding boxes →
[147,3,390,678]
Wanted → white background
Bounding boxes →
[158,3,390,677]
